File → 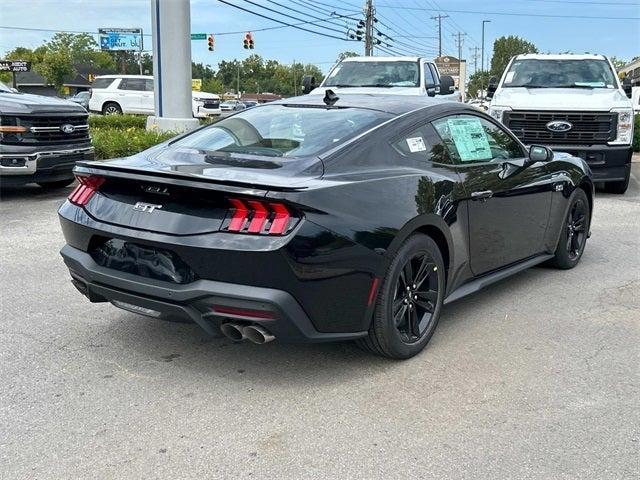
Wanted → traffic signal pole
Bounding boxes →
[147,0,199,133]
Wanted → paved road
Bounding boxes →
[1,167,639,479]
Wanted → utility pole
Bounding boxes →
[452,32,466,61]
[469,46,480,74]
[431,14,449,57]
[364,0,374,56]
[236,63,240,99]
[481,19,491,96]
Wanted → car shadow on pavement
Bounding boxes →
[90,263,554,387]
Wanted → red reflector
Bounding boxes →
[367,278,380,306]
[228,198,249,231]
[269,202,290,235]
[68,176,104,206]
[212,305,275,320]
[247,200,269,233]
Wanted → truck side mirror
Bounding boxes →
[622,77,632,99]
[487,76,498,99]
[302,75,316,95]
[438,75,455,95]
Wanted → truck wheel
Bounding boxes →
[602,168,630,194]
[37,179,75,189]
[102,102,122,115]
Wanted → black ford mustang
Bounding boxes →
[59,93,593,359]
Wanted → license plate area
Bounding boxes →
[90,239,197,284]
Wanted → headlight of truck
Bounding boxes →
[610,108,634,145]
[488,106,511,124]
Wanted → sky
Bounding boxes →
[1,0,639,74]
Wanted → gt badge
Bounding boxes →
[133,202,162,213]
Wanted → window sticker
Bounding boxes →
[446,118,492,162]
[406,136,427,153]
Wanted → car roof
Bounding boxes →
[270,93,453,115]
[514,54,607,61]
[94,75,153,79]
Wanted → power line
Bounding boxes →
[240,0,350,36]
[376,4,639,20]
[264,0,358,31]
[430,14,449,57]
[216,0,358,41]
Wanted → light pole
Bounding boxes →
[481,19,491,97]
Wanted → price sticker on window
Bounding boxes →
[446,118,492,162]
[406,136,427,153]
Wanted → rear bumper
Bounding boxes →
[60,244,367,343]
[551,144,632,182]
[0,146,94,186]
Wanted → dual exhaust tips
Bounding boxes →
[220,323,275,344]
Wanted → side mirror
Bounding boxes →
[438,75,455,95]
[302,75,316,95]
[528,145,553,165]
[486,76,498,99]
[622,77,632,99]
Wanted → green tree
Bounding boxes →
[45,33,115,70]
[202,77,225,94]
[609,56,627,71]
[35,50,74,93]
[467,71,491,99]
[490,35,538,78]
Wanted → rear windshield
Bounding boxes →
[502,59,617,89]
[174,104,391,157]
[324,61,420,88]
[91,78,115,89]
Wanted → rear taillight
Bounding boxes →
[224,198,297,235]
[68,175,105,206]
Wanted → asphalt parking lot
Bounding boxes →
[1,165,639,479]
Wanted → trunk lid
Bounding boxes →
[76,145,321,236]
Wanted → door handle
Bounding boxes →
[471,190,493,201]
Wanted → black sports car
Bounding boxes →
[59,93,593,359]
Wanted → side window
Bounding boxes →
[144,79,154,92]
[392,126,438,163]
[432,115,525,164]
[119,79,146,91]
[428,64,440,85]
[423,64,436,87]
[91,78,114,89]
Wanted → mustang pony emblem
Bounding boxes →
[133,202,162,213]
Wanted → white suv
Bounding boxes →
[88,75,221,118]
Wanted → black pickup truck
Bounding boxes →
[0,82,94,189]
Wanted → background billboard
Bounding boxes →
[99,28,143,51]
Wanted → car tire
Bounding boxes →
[37,179,75,189]
[102,102,122,115]
[357,234,445,359]
[602,168,630,194]
[549,188,590,270]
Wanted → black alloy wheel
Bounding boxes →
[565,198,587,261]
[393,252,439,343]
[358,234,445,359]
[550,188,590,269]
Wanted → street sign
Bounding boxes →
[99,28,143,51]
[0,60,31,72]
[190,33,207,40]
[434,56,461,76]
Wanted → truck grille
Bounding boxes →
[503,111,616,146]
[1,114,90,146]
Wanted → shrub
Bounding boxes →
[91,127,176,160]
[634,114,640,153]
[88,114,148,130]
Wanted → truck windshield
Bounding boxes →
[323,61,420,88]
[173,104,391,157]
[502,59,617,89]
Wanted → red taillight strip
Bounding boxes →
[68,175,104,206]
[247,200,269,233]
[269,203,290,235]
[228,198,249,232]
[367,278,380,306]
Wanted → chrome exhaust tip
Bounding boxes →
[242,325,275,344]
[220,322,246,341]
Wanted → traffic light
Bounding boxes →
[207,34,215,52]
[243,32,254,49]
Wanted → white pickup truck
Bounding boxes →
[303,56,458,100]
[487,54,634,194]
